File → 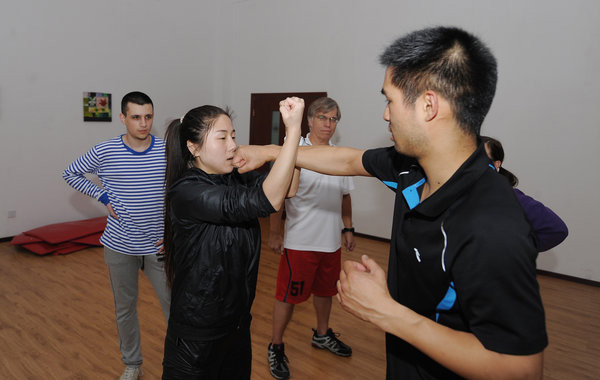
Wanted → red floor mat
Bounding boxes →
[11,216,106,255]
[24,216,107,244]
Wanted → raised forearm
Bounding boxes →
[262,132,300,210]
[262,97,304,210]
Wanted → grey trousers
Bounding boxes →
[104,247,171,366]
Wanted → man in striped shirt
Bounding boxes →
[63,91,170,380]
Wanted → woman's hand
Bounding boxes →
[279,97,304,137]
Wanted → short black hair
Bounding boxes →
[121,91,153,115]
[380,26,497,135]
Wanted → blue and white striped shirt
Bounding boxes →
[63,135,166,255]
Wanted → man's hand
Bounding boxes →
[268,234,284,254]
[339,257,545,380]
[337,255,392,323]
[233,97,303,174]
[233,145,273,174]
[107,203,118,219]
[343,231,355,251]
[155,238,165,254]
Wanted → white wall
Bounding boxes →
[1,0,598,282]
[0,0,219,234]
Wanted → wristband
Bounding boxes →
[342,227,355,234]
[98,193,110,205]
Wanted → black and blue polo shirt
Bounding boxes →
[362,143,548,380]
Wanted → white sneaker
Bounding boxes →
[120,366,143,380]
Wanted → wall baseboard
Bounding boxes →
[536,269,599,287]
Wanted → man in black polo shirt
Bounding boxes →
[234,26,547,379]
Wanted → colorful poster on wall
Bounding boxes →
[83,92,112,121]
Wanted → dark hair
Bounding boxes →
[163,105,231,287]
[307,97,341,120]
[380,26,497,136]
[481,136,519,187]
[121,91,153,115]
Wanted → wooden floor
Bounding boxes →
[1,218,598,379]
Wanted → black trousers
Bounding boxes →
[162,327,252,380]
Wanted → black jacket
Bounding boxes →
[167,167,275,340]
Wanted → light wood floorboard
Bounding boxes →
[0,218,598,379]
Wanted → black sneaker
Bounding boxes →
[268,343,290,379]
[311,328,352,357]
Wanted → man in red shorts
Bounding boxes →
[267,97,355,380]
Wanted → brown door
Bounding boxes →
[249,92,327,172]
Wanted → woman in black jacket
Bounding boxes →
[162,98,303,379]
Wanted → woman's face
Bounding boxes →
[191,115,237,174]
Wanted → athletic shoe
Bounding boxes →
[119,365,143,380]
[268,342,290,379]
[311,328,352,357]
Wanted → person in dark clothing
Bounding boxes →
[482,136,568,251]
[234,27,547,379]
[161,97,303,379]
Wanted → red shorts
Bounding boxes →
[275,248,341,304]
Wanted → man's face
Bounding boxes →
[381,67,424,156]
[120,103,154,142]
[307,108,339,145]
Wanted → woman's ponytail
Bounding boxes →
[163,118,187,288]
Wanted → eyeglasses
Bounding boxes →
[314,115,339,124]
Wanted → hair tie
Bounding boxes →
[180,116,184,123]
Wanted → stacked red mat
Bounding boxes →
[10,216,106,255]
